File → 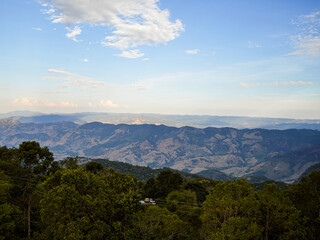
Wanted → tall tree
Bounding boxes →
[18,141,54,239]
[201,179,262,240]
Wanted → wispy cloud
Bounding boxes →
[83,58,89,62]
[11,98,78,108]
[239,81,315,87]
[48,68,72,75]
[185,49,199,54]
[32,27,43,31]
[110,83,151,91]
[247,41,262,48]
[66,26,82,42]
[41,0,184,55]
[115,49,144,58]
[289,11,320,56]
[45,68,105,89]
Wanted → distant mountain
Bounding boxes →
[1,120,320,182]
[2,111,320,130]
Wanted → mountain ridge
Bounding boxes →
[2,111,320,130]
[1,120,320,182]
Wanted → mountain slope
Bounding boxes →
[244,145,320,182]
[3,111,320,130]
[297,162,320,181]
[1,120,320,181]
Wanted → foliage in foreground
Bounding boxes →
[0,142,320,240]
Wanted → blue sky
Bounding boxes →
[1,0,320,118]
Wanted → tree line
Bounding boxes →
[0,141,319,239]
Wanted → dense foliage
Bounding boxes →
[1,142,320,239]
[82,158,203,181]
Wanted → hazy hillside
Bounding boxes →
[1,120,320,182]
[2,111,320,130]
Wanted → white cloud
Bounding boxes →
[289,37,320,56]
[99,100,118,108]
[83,58,89,62]
[41,0,184,50]
[185,49,199,54]
[46,8,55,14]
[247,41,262,48]
[42,101,57,107]
[239,81,315,87]
[88,102,95,107]
[12,98,34,106]
[48,68,72,75]
[45,68,105,89]
[60,101,78,107]
[11,98,78,108]
[289,11,320,56]
[66,26,82,42]
[32,27,43,31]
[115,49,144,58]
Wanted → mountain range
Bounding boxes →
[1,119,320,183]
[1,111,320,130]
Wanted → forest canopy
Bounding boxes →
[0,141,319,240]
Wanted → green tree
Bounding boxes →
[286,171,320,240]
[0,146,26,239]
[166,190,202,239]
[201,179,262,240]
[144,170,183,200]
[40,168,141,239]
[132,205,186,240]
[60,156,79,169]
[0,203,21,240]
[85,161,104,174]
[18,141,54,239]
[185,179,209,203]
[258,183,307,240]
[0,169,21,240]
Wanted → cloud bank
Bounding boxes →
[45,68,105,89]
[239,81,315,87]
[42,0,184,56]
[12,98,78,108]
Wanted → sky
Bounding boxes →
[0,0,320,119]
